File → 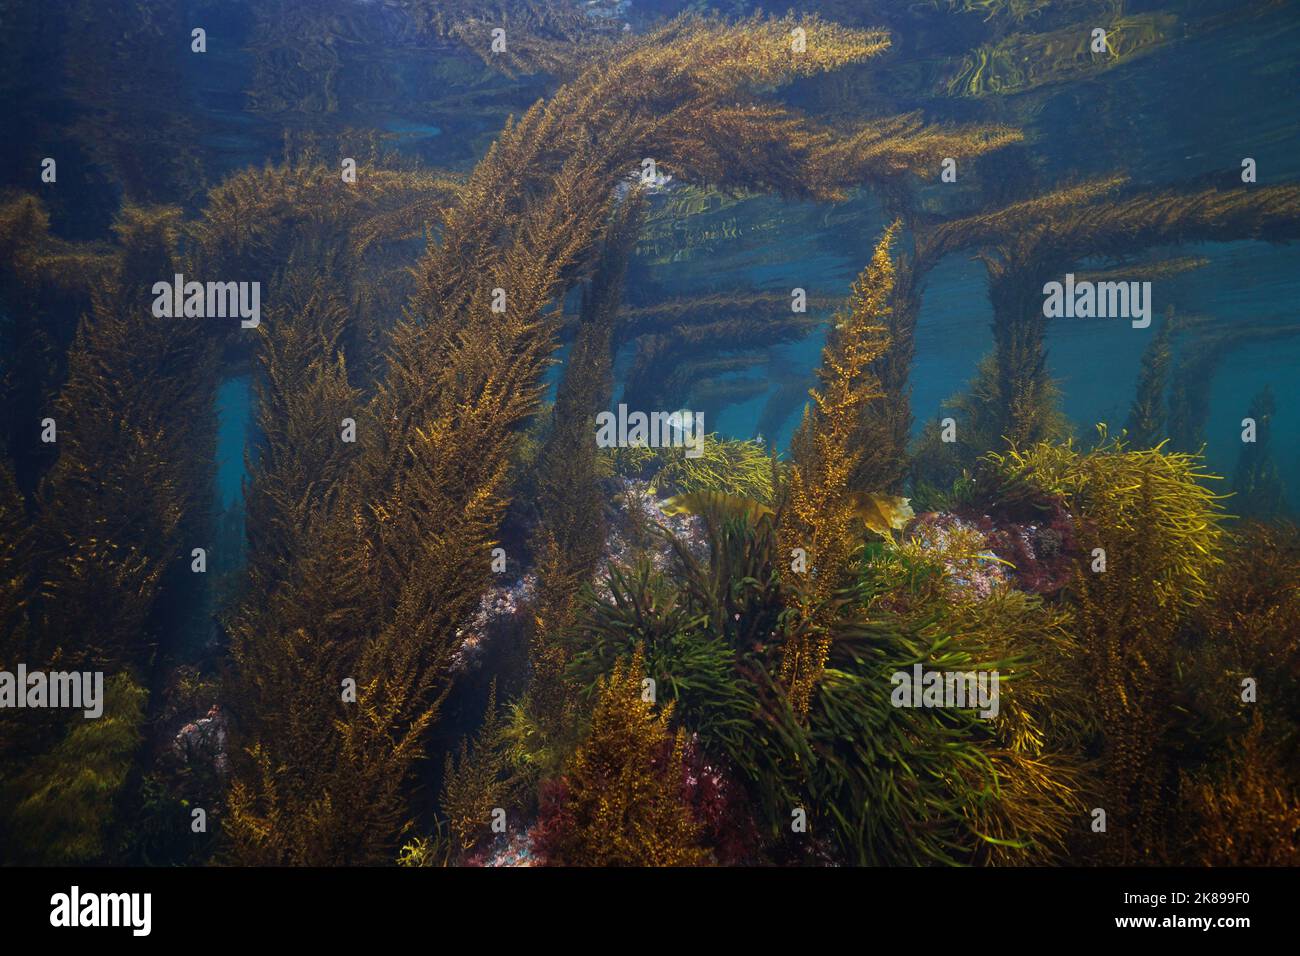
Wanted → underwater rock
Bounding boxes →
[680,733,761,866]
[906,513,1010,600]
[597,478,709,588]
[451,574,538,675]
[172,704,230,779]
[467,827,540,868]
[972,500,1078,596]
[907,504,1078,598]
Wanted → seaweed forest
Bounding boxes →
[1,0,1298,875]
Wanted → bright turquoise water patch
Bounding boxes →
[384,120,443,141]
[215,375,252,511]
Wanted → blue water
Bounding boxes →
[619,1,1300,501]
[215,375,252,510]
[383,120,443,141]
[9,0,1298,506]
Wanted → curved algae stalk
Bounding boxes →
[224,13,894,864]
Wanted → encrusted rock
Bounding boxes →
[451,573,538,674]
[172,704,229,779]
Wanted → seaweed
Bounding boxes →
[916,177,1300,452]
[621,311,821,413]
[1123,306,1175,449]
[56,0,208,205]
[0,201,222,864]
[4,0,1297,873]
[1177,716,1300,866]
[944,13,1179,98]
[1166,320,1300,453]
[521,195,645,758]
[989,431,1228,862]
[815,111,1023,191]
[1231,386,1288,519]
[609,433,778,503]
[533,647,707,866]
[0,674,147,865]
[779,222,899,714]
[440,680,524,853]
[530,194,644,640]
[223,12,894,863]
[566,561,752,749]
[0,194,116,493]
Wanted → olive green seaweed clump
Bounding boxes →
[566,486,1091,866]
[988,432,1228,863]
[607,433,778,503]
[549,227,1093,866]
[1,674,146,865]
